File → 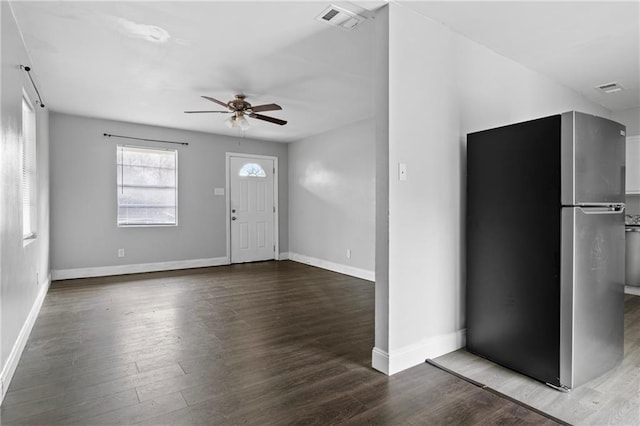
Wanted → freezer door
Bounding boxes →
[560,206,625,389]
[561,112,626,205]
[466,115,562,386]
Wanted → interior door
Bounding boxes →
[229,156,275,263]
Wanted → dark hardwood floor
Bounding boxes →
[1,261,558,425]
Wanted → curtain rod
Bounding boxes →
[20,65,45,108]
[103,133,189,146]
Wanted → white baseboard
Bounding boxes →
[625,285,640,296]
[372,347,390,375]
[278,252,290,260]
[372,329,466,376]
[1,274,51,403]
[51,257,229,281]
[288,252,375,282]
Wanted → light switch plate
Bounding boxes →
[214,188,225,196]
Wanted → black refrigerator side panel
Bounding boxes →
[466,115,562,386]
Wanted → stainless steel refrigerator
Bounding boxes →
[466,111,626,390]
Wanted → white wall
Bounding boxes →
[50,113,288,279]
[613,107,640,136]
[615,107,640,214]
[1,1,50,401]
[374,3,611,375]
[373,5,390,360]
[288,119,375,281]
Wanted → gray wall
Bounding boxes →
[288,119,375,275]
[50,112,288,274]
[1,1,50,399]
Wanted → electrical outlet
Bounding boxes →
[346,249,351,259]
[118,248,125,257]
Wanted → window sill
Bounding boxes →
[117,224,178,228]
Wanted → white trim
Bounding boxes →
[226,152,280,263]
[278,252,290,260]
[372,347,390,375]
[372,329,466,376]
[1,274,51,403]
[625,285,640,296]
[51,257,229,281]
[288,252,375,282]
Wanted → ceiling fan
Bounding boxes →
[185,94,287,130]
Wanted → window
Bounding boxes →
[238,163,266,177]
[22,92,37,240]
[117,145,177,226]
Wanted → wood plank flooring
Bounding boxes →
[1,261,558,425]
[434,295,640,425]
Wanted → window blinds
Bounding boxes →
[22,95,36,239]
[116,145,178,226]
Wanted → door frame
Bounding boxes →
[225,152,279,263]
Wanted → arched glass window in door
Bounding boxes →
[238,163,266,177]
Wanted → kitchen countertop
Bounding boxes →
[626,215,640,226]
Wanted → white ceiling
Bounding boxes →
[401,1,640,113]
[10,1,640,143]
[10,1,376,142]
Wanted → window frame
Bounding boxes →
[116,144,179,227]
[22,90,37,242]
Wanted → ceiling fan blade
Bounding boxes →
[184,110,230,113]
[201,96,230,109]
[249,103,282,113]
[249,113,287,126]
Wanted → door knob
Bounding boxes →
[232,217,237,221]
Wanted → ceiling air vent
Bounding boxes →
[316,5,366,31]
[595,82,624,94]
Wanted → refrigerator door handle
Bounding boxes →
[577,205,625,214]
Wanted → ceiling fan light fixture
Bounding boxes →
[237,115,250,131]
[189,94,286,128]
[226,114,250,131]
